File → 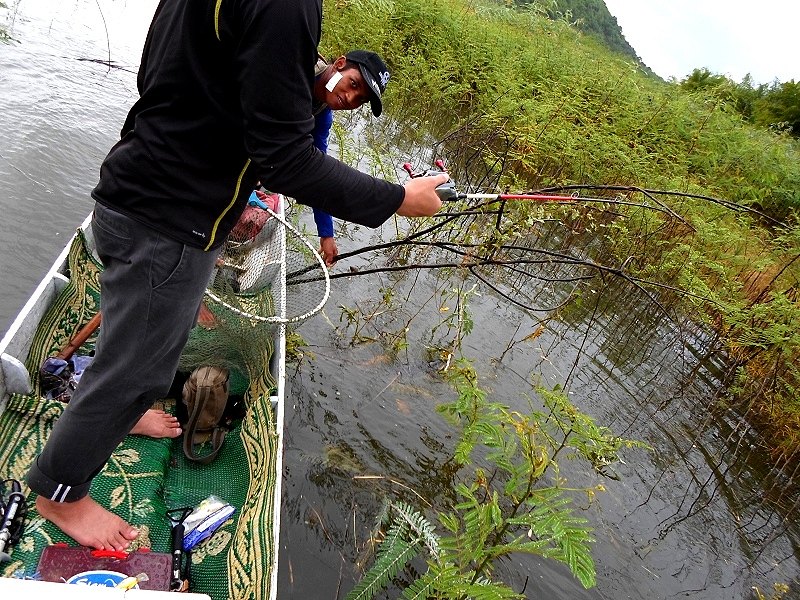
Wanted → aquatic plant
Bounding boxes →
[345,358,643,598]
[0,2,10,43]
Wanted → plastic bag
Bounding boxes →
[182,495,236,551]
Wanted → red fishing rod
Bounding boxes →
[457,192,576,202]
[403,160,580,203]
[402,160,691,226]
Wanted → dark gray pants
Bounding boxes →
[27,202,219,502]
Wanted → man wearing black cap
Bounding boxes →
[309,49,391,265]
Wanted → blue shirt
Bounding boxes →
[312,106,335,238]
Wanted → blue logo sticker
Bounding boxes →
[66,569,133,588]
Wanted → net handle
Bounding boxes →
[204,205,330,324]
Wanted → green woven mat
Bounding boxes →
[0,229,280,599]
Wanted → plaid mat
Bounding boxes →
[0,229,279,599]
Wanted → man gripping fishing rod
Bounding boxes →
[26,0,447,552]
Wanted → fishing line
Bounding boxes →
[0,151,54,193]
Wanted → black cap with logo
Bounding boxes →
[345,50,390,117]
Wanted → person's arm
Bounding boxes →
[318,236,338,266]
[398,175,447,216]
[313,207,337,265]
[310,107,338,264]
[226,0,406,226]
[311,107,338,265]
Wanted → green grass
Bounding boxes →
[321,0,800,466]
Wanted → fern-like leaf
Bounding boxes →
[391,500,441,558]
[345,537,420,600]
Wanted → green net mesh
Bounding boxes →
[0,229,280,599]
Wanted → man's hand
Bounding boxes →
[320,237,338,266]
[397,173,448,217]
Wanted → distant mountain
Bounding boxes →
[513,0,655,77]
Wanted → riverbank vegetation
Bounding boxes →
[321,0,800,516]
[344,361,638,598]
[0,2,10,43]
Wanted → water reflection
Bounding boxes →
[0,0,156,330]
[281,203,800,598]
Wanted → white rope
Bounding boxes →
[204,206,330,324]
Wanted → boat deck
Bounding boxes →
[0,217,285,599]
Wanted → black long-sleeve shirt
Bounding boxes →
[92,0,404,250]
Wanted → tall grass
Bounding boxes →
[323,0,799,210]
[321,0,800,466]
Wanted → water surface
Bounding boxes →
[1,2,798,598]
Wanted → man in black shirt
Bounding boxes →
[27,0,446,551]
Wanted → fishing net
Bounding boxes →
[178,308,275,397]
[204,196,330,324]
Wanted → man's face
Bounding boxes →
[323,65,372,111]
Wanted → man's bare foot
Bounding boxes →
[129,409,182,438]
[36,495,138,551]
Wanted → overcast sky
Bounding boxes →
[602,0,799,86]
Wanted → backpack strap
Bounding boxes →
[183,384,227,464]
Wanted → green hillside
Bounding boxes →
[521,0,643,65]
